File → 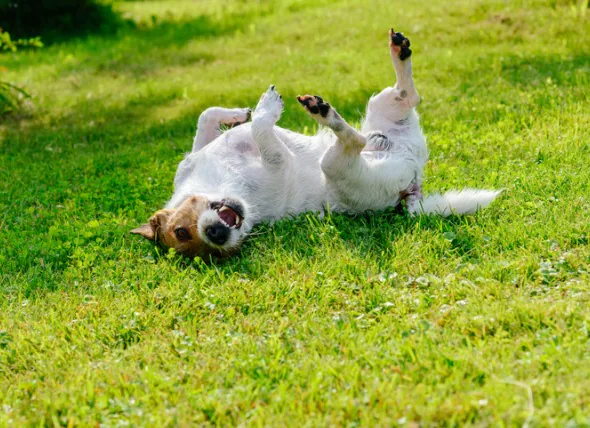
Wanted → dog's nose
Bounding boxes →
[205,223,230,245]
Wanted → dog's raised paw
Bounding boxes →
[254,85,284,122]
[297,94,331,118]
[389,28,412,61]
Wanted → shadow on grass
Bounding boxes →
[5,8,265,79]
[0,0,121,42]
[79,15,245,77]
[0,73,495,294]
[132,208,482,288]
[4,46,585,293]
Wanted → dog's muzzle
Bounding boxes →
[205,222,230,245]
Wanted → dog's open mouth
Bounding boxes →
[216,203,243,229]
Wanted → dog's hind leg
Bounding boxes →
[192,107,252,152]
[298,94,368,190]
[297,94,366,154]
[298,94,418,211]
[251,85,293,168]
[363,28,420,129]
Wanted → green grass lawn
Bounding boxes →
[1,0,589,425]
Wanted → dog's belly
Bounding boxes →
[204,124,322,160]
[177,125,330,220]
[202,125,259,159]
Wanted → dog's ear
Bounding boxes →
[131,209,174,241]
[130,223,156,241]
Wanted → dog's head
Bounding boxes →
[131,195,248,259]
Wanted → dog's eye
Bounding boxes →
[175,227,190,241]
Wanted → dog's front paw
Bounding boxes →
[389,28,412,61]
[297,94,331,122]
[254,85,284,123]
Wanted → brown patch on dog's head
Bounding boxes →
[131,195,245,260]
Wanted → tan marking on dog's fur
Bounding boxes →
[132,195,230,259]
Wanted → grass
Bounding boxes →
[0,0,589,425]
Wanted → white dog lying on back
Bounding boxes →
[132,29,500,259]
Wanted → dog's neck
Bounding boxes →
[166,178,257,231]
[168,168,235,206]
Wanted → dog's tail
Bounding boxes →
[411,189,502,216]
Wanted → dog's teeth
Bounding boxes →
[219,206,230,212]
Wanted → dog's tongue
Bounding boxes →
[218,207,238,227]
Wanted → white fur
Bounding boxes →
[163,39,500,252]
[411,189,503,216]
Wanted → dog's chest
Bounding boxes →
[192,127,329,217]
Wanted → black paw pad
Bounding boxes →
[297,95,331,118]
[390,29,412,61]
[314,96,331,118]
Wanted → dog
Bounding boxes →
[131,28,501,259]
